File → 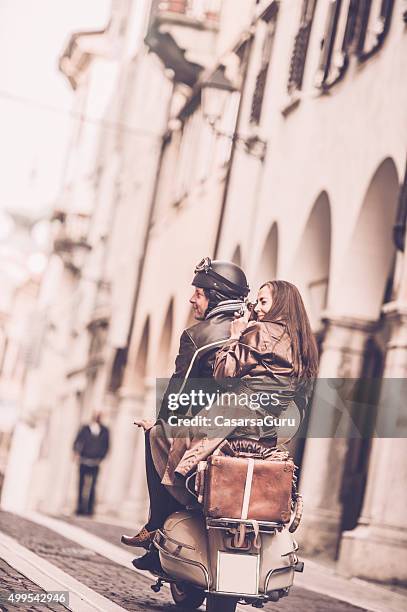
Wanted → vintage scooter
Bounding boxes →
[148,442,304,611]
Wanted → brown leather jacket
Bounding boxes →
[213,319,295,382]
[213,319,302,441]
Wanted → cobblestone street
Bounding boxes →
[0,559,66,612]
[0,511,384,612]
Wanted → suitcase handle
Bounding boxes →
[185,471,199,500]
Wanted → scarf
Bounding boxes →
[205,299,245,320]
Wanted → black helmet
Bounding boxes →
[192,257,249,298]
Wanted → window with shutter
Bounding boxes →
[354,0,394,62]
[315,0,394,91]
[287,0,318,94]
[250,13,278,125]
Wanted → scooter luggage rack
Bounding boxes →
[206,517,285,533]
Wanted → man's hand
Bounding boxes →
[134,419,154,431]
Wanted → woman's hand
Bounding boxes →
[230,308,252,340]
[134,419,154,431]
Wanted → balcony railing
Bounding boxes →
[157,0,220,23]
[53,211,91,253]
[52,211,91,272]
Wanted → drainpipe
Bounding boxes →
[213,32,254,258]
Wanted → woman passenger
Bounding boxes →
[213,280,318,446]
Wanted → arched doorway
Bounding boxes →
[288,193,332,475]
[134,317,150,390]
[290,192,331,332]
[335,158,399,535]
[156,300,174,408]
[119,316,151,520]
[156,300,174,377]
[333,158,399,319]
[252,223,278,292]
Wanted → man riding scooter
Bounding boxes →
[121,257,250,571]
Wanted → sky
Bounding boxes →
[0,0,111,219]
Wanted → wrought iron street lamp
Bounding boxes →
[201,66,236,125]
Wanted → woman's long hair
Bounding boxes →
[260,280,319,379]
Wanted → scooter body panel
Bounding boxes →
[155,510,298,598]
[260,529,296,594]
[157,511,209,589]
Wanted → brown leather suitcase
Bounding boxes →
[203,454,294,523]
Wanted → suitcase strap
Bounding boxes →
[234,459,261,549]
[233,521,261,549]
[241,458,255,519]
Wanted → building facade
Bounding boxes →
[0,212,44,503]
[2,0,407,585]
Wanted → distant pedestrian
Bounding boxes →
[73,412,109,516]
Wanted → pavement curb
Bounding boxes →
[294,557,407,612]
[0,530,127,612]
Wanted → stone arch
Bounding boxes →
[290,192,331,331]
[134,317,150,389]
[252,223,278,293]
[156,299,174,377]
[333,159,399,535]
[333,158,399,320]
[231,245,242,266]
[286,194,331,474]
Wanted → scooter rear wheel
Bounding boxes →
[206,593,238,612]
[170,582,206,608]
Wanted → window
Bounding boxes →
[354,0,394,62]
[173,113,199,202]
[250,12,278,125]
[316,0,394,91]
[315,0,346,90]
[154,130,181,215]
[197,114,215,181]
[287,0,318,94]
